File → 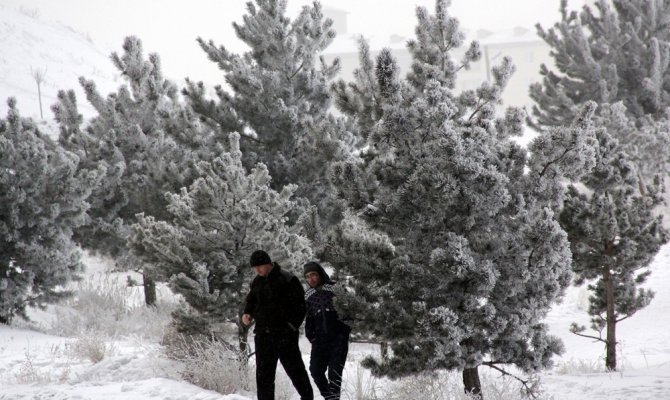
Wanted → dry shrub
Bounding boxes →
[50,273,176,340]
[342,364,381,400]
[14,351,51,384]
[67,331,116,363]
[12,347,72,385]
[553,358,605,375]
[161,325,296,397]
[162,329,254,395]
[376,369,553,400]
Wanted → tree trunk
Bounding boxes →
[238,322,251,390]
[37,82,43,119]
[238,322,250,355]
[380,341,389,360]
[463,366,483,399]
[637,172,646,196]
[604,266,617,371]
[143,272,157,306]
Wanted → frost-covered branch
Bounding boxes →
[482,362,540,399]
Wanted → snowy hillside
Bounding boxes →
[0,4,119,120]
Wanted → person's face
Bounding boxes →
[254,263,273,277]
[305,271,321,288]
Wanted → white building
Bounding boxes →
[321,5,577,111]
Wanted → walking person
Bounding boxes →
[242,250,313,400]
[303,262,351,400]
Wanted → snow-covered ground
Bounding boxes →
[539,243,670,400]
[1,243,669,400]
[0,252,239,400]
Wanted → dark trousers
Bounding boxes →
[254,332,313,400]
[309,333,349,400]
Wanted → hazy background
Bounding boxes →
[0,0,591,84]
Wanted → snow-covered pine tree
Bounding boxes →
[0,98,98,323]
[184,0,355,226]
[530,0,670,182]
[128,132,311,354]
[52,36,216,305]
[560,102,667,371]
[326,1,598,397]
[531,0,670,371]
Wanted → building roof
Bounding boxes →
[323,25,544,55]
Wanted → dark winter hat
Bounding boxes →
[250,250,272,267]
[303,262,321,275]
[303,261,333,284]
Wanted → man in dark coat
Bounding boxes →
[242,250,313,400]
[303,261,351,400]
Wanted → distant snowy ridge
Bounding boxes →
[0,4,119,120]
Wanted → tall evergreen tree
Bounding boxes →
[52,36,216,305]
[561,102,667,371]
[327,1,598,397]
[531,0,670,370]
[184,0,355,225]
[128,132,312,354]
[530,0,670,181]
[0,99,98,323]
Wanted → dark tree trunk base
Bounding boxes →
[463,367,483,399]
[143,273,157,306]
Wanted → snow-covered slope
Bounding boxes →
[0,5,119,120]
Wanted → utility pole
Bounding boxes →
[31,66,47,119]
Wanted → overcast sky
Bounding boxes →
[0,0,590,84]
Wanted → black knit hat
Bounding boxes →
[303,261,321,275]
[250,250,272,267]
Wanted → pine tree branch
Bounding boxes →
[195,224,232,252]
[570,330,606,343]
[630,219,660,242]
[259,98,273,115]
[360,50,380,113]
[482,362,539,399]
[573,236,604,252]
[467,98,486,122]
[597,312,606,325]
[295,92,306,104]
[527,246,537,271]
[8,293,45,317]
[287,61,305,80]
[349,338,381,344]
[238,131,265,145]
[539,144,573,178]
[199,220,223,234]
[616,314,632,323]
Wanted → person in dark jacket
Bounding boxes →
[303,261,351,400]
[242,250,313,400]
